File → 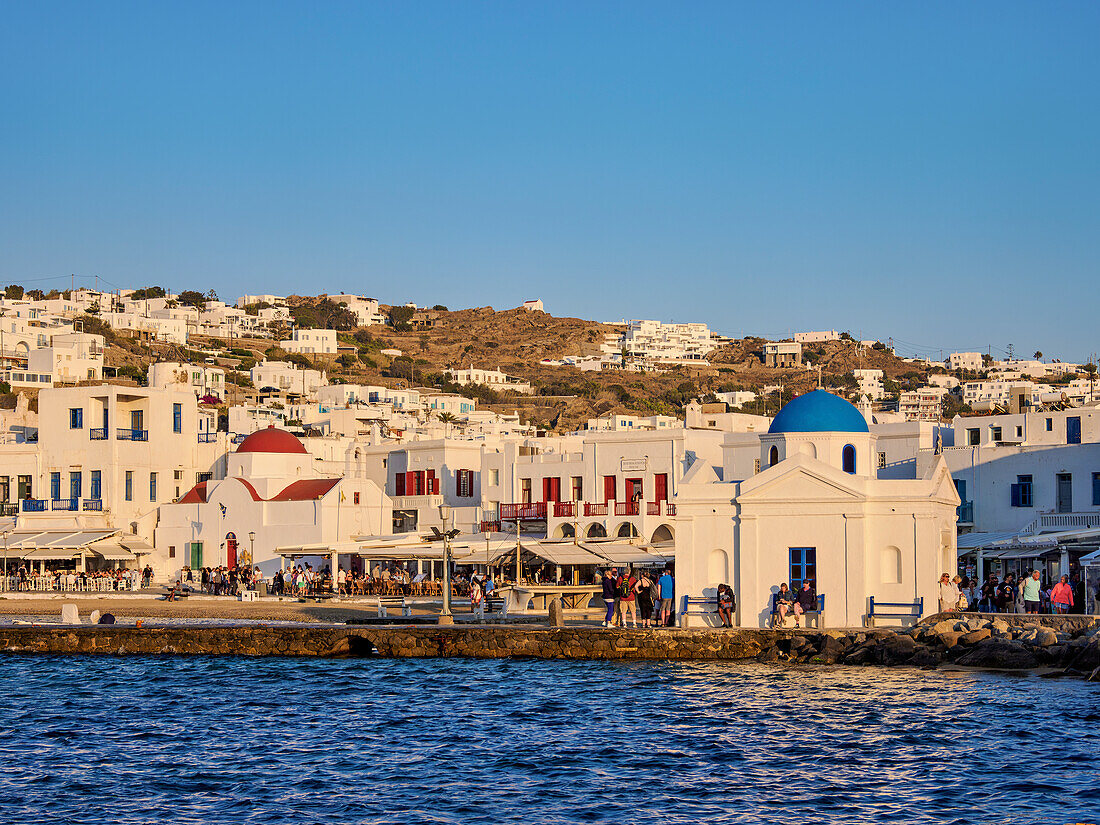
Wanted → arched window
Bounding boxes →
[708,548,729,584]
[880,545,902,583]
[842,444,856,474]
[769,446,779,467]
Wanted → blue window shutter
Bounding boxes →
[1010,484,1021,507]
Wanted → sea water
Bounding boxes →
[0,656,1096,825]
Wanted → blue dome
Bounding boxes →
[768,390,869,434]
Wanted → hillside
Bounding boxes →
[76,303,939,432]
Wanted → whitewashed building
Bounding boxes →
[281,328,337,355]
[676,391,958,628]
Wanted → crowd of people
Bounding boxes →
[937,570,1093,614]
[181,565,258,596]
[600,567,675,628]
[3,565,153,592]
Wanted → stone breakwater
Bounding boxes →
[0,616,1097,679]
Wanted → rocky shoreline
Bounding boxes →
[782,613,1100,681]
[0,613,1097,679]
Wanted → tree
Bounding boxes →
[290,299,358,331]
[178,290,208,309]
[388,305,415,330]
[1034,351,1043,361]
[1085,362,1098,401]
[336,353,358,370]
[432,305,449,311]
[4,285,24,299]
[130,286,166,300]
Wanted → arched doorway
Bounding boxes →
[586,523,607,538]
[769,446,779,467]
[616,522,639,538]
[552,523,575,539]
[651,524,674,543]
[225,532,238,568]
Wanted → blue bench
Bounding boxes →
[681,595,734,626]
[771,594,825,629]
[867,596,923,627]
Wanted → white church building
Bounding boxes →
[675,390,959,628]
[154,427,389,579]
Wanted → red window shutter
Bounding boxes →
[655,473,668,502]
[426,469,437,495]
[395,473,406,496]
[542,477,552,503]
[603,475,617,502]
[550,477,561,502]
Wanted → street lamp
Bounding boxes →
[438,504,454,625]
[248,531,256,589]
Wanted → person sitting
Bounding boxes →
[792,580,816,628]
[771,583,794,628]
[715,584,734,628]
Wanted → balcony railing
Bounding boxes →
[20,499,46,512]
[957,501,974,524]
[117,428,149,442]
[615,501,640,516]
[51,498,78,512]
[646,501,676,516]
[553,501,576,518]
[197,432,218,443]
[583,502,608,517]
[83,499,103,511]
[499,502,547,521]
[390,494,443,511]
[479,520,501,533]
[666,503,676,516]
[0,503,17,517]
[89,428,108,440]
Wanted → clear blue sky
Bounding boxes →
[2,2,1098,361]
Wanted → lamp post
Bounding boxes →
[438,504,454,625]
[248,531,256,590]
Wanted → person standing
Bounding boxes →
[937,573,960,614]
[601,569,617,628]
[619,568,638,628]
[1050,575,1074,614]
[636,572,654,627]
[1021,570,1042,614]
[657,568,675,627]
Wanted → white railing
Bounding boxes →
[1019,511,1100,535]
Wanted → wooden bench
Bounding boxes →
[866,596,922,627]
[770,594,825,629]
[376,596,412,618]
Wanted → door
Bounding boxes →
[654,473,668,502]
[225,533,238,568]
[189,542,203,569]
[1067,417,1081,444]
[130,409,144,432]
[626,478,643,502]
[1057,473,1073,513]
[542,477,561,502]
[70,472,82,500]
[603,475,617,502]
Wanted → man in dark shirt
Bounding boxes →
[791,580,817,628]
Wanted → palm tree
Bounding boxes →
[1084,362,1098,402]
[1034,351,1043,361]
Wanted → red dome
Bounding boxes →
[236,427,308,455]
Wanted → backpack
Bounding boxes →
[618,579,631,598]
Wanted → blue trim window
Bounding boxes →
[50,472,61,500]
[149,472,157,502]
[173,403,182,434]
[69,407,83,429]
[90,470,101,500]
[790,547,817,589]
[1011,474,1033,508]
[70,471,82,499]
[1093,472,1100,507]
[125,471,133,502]
[842,444,856,474]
